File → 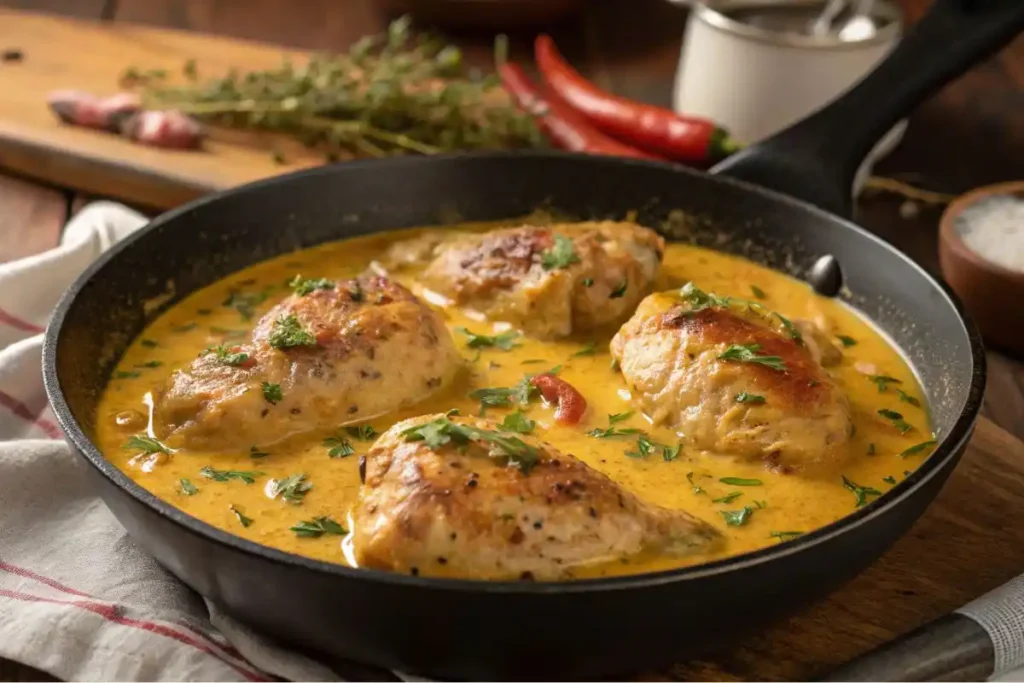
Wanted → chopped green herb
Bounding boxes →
[140,339,158,348]
[324,433,355,458]
[249,445,270,459]
[610,357,621,372]
[401,417,540,473]
[179,478,198,496]
[572,341,598,357]
[209,326,247,340]
[877,408,913,434]
[270,473,312,504]
[445,408,461,417]
[345,281,364,302]
[721,506,754,526]
[199,466,263,484]
[291,516,347,538]
[205,345,249,366]
[268,315,317,349]
[134,360,163,368]
[582,278,594,287]
[842,475,882,507]
[123,435,169,455]
[679,282,729,311]
[114,370,141,379]
[289,275,336,296]
[470,386,517,410]
[896,389,921,407]
[717,344,787,371]
[197,308,212,316]
[774,313,803,342]
[750,285,766,299]
[540,235,580,270]
[262,381,282,404]
[183,58,197,79]
[837,335,857,347]
[735,391,766,404]
[883,476,897,485]
[456,327,520,350]
[171,322,198,333]
[229,504,253,528]
[662,444,681,461]
[900,439,937,458]
[625,434,655,459]
[686,472,705,495]
[712,491,742,504]
[720,477,763,486]
[868,374,902,392]
[500,411,536,434]
[521,359,546,365]
[770,531,803,540]
[609,411,633,424]
[753,499,767,509]
[867,443,876,455]
[587,412,642,438]
[222,289,269,321]
[346,424,378,441]
[609,280,628,299]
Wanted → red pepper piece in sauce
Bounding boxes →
[497,62,663,161]
[534,35,737,164]
[530,373,587,425]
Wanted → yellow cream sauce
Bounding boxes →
[94,225,935,579]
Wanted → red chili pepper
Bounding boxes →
[497,61,662,161]
[119,110,205,149]
[530,373,587,425]
[534,35,737,164]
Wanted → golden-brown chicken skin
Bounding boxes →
[391,221,664,339]
[610,287,853,475]
[351,414,721,580]
[153,275,461,451]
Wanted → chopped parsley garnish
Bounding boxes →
[770,531,803,540]
[456,327,520,350]
[346,424,378,441]
[134,360,163,368]
[470,375,538,413]
[751,285,766,299]
[521,359,546,365]
[867,443,876,455]
[249,445,270,459]
[582,278,594,287]
[140,339,158,348]
[289,275,335,296]
[270,473,312,504]
[717,344,787,371]
[842,475,882,508]
[114,370,141,379]
[686,472,705,494]
[721,506,754,526]
[753,499,767,509]
[679,282,730,311]
[837,335,857,347]
[171,322,198,333]
[662,444,681,461]
[896,389,921,407]
[588,412,641,438]
[179,478,198,496]
[609,280,628,299]
[324,433,355,458]
[262,381,282,404]
[572,341,598,357]
[223,289,269,321]
[501,411,536,434]
[735,391,766,404]
[229,505,253,527]
[883,476,897,485]
[719,477,763,486]
[401,417,540,473]
[209,326,247,340]
[900,439,937,458]
[199,466,263,484]
[123,435,169,455]
[268,315,316,349]
[712,491,742,504]
[206,345,249,366]
[877,408,913,434]
[345,281,364,302]
[540,235,580,270]
[625,434,655,459]
[291,516,347,538]
[197,308,211,315]
[774,313,803,342]
[868,374,902,392]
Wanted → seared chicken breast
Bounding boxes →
[153,275,461,450]
[392,221,664,339]
[352,414,721,579]
[610,285,853,474]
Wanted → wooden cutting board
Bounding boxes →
[0,10,337,209]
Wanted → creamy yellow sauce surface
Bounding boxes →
[94,225,935,578]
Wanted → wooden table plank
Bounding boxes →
[0,174,66,263]
[0,0,107,19]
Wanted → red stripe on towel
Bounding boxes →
[0,391,61,438]
[0,308,44,334]
[0,561,92,597]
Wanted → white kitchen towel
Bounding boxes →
[0,202,344,682]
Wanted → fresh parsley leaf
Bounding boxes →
[896,389,921,407]
[268,315,317,349]
[679,282,729,311]
[721,506,754,526]
[114,370,141,379]
[199,466,263,484]
[123,435,169,455]
[134,360,163,368]
[223,289,269,321]
[878,408,913,434]
[324,434,355,458]
[774,313,802,342]
[900,439,937,458]
[291,516,347,538]
[735,391,766,404]
[868,374,902,392]
[179,478,198,496]
[750,285,766,299]
[717,344,786,371]
[713,491,742,504]
[609,280,628,299]
[346,424,378,441]
[262,381,282,404]
[401,417,540,473]
[540,235,580,270]
[582,278,594,287]
[609,411,633,424]
[719,477,763,486]
[883,476,897,485]
[686,471,705,495]
[753,499,767,509]
[229,504,253,527]
[457,327,520,350]
[842,475,882,507]
[521,359,546,365]
[770,531,803,540]
[140,339,158,348]
[470,386,517,409]
[289,275,335,296]
[837,335,857,347]
[205,345,249,366]
[867,443,876,455]
[572,341,598,357]
[501,411,536,434]
[209,326,247,340]
[662,444,681,461]
[270,473,312,504]
[197,308,212,315]
[625,434,655,459]
[249,445,270,459]
[587,411,642,439]
[171,322,198,333]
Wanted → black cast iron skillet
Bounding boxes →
[42,1,1024,679]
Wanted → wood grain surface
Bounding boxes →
[0,0,1022,680]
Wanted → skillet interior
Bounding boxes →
[44,151,985,679]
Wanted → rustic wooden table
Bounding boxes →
[0,0,1021,680]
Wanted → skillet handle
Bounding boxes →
[710,0,1024,218]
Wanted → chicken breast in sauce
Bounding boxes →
[390,221,664,339]
[152,275,461,450]
[610,284,853,475]
[352,414,721,579]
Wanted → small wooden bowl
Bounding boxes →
[939,180,1024,355]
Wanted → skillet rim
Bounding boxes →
[42,149,987,595]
